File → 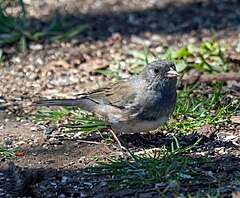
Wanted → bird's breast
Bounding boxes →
[110,115,169,133]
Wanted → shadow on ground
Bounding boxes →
[28,0,240,40]
[1,154,239,197]
[1,133,240,197]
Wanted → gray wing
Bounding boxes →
[80,77,140,109]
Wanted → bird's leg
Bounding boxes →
[108,129,134,158]
[109,129,125,150]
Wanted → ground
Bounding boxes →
[0,0,240,197]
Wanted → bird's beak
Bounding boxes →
[166,68,179,78]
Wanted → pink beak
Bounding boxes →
[166,68,179,78]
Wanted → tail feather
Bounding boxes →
[33,98,98,113]
[33,99,80,107]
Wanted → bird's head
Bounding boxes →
[140,60,178,90]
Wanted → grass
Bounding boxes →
[29,107,106,133]
[85,137,239,197]
[0,0,88,52]
[98,41,228,77]
[87,138,202,187]
[167,82,240,134]
[0,143,16,159]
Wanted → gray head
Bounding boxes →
[140,60,178,90]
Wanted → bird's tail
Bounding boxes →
[33,98,98,113]
[33,99,79,107]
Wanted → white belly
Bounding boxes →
[111,116,169,133]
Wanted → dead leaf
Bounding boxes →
[196,124,216,138]
[181,69,201,85]
[105,32,122,46]
[80,59,109,73]
[41,60,72,77]
[15,151,24,156]
[225,48,240,63]
[232,191,240,198]
[230,116,240,124]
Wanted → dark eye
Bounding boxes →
[154,68,159,74]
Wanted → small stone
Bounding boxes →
[42,144,48,149]
[35,58,44,65]
[73,131,85,137]
[16,141,25,145]
[151,34,161,41]
[99,181,107,187]
[58,194,66,198]
[11,56,21,63]
[49,137,60,144]
[61,176,69,183]
[50,182,57,186]
[30,126,38,131]
[46,159,55,164]
[4,139,12,145]
[29,43,43,50]
[44,125,57,134]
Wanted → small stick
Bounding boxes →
[182,72,240,85]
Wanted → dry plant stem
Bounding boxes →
[77,140,103,144]
[200,72,240,82]
[0,102,19,110]
[183,72,240,85]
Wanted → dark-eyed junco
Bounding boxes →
[34,60,178,136]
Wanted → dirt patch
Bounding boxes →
[1,113,240,197]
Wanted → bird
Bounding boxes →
[34,60,178,146]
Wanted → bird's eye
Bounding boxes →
[154,68,159,74]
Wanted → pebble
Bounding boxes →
[99,181,107,187]
[58,194,66,198]
[30,126,38,131]
[50,182,57,187]
[49,137,60,144]
[11,56,21,63]
[224,135,237,141]
[29,43,43,50]
[73,131,85,137]
[4,139,12,145]
[46,159,55,164]
[151,34,161,41]
[61,176,69,183]
[44,125,57,134]
[33,138,40,143]
[42,144,49,149]
[16,141,25,145]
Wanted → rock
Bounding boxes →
[29,43,43,50]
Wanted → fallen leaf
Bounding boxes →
[15,151,24,156]
[196,124,216,138]
[225,48,240,63]
[105,32,122,45]
[41,60,72,77]
[230,116,240,124]
[80,59,109,73]
[232,191,240,198]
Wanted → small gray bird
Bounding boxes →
[34,60,178,135]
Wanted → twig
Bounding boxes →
[183,72,240,84]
